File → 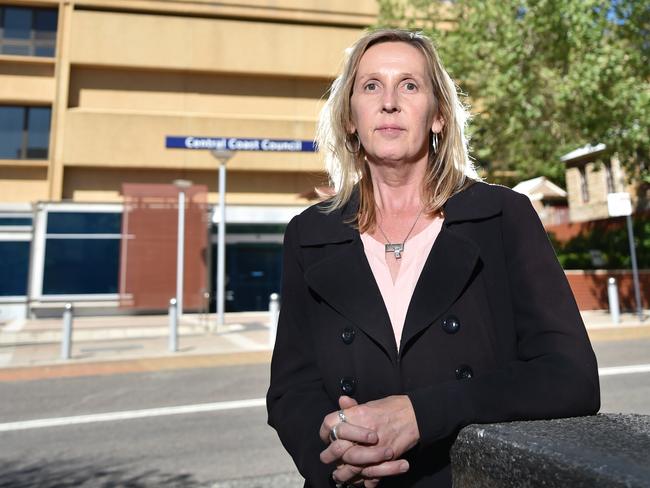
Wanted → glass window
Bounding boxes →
[0,217,32,226]
[43,239,120,294]
[42,211,122,296]
[221,243,282,311]
[225,224,286,234]
[4,7,32,39]
[33,9,57,57]
[0,241,30,296]
[604,163,615,194]
[0,106,51,160]
[26,107,51,159]
[0,106,24,159]
[579,167,589,203]
[33,9,57,38]
[47,212,122,234]
[0,6,57,57]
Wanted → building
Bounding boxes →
[561,143,647,223]
[551,144,649,311]
[512,176,569,227]
[0,0,378,321]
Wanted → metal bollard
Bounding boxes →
[202,291,210,330]
[169,298,178,352]
[61,302,73,360]
[608,277,620,324]
[269,293,280,348]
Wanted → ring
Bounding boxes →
[338,409,347,423]
[329,423,339,443]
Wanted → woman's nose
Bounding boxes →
[381,88,399,112]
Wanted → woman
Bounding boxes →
[267,29,599,488]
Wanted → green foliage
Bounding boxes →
[377,0,650,185]
[548,218,650,269]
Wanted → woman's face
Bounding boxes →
[349,41,443,165]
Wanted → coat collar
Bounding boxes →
[299,180,503,359]
[298,181,502,247]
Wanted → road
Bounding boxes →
[0,337,648,487]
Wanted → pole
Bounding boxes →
[626,214,643,320]
[176,189,185,319]
[61,302,73,359]
[209,150,233,333]
[169,298,178,352]
[607,277,620,324]
[269,293,280,348]
[217,161,227,330]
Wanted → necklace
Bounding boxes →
[376,208,423,259]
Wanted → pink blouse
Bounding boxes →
[360,216,444,350]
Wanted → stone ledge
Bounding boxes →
[451,413,650,487]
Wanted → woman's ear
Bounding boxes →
[432,116,445,134]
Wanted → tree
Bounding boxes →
[377,0,650,186]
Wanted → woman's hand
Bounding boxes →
[341,394,421,459]
[319,396,417,486]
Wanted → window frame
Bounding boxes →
[0,105,52,160]
[0,5,58,58]
[30,203,124,301]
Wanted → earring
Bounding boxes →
[432,132,439,154]
[344,133,361,154]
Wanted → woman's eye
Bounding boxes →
[404,82,417,91]
[364,82,377,91]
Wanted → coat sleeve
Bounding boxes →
[266,216,337,487]
[407,190,601,447]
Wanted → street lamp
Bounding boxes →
[173,179,192,320]
[210,149,234,331]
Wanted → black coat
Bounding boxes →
[267,181,600,488]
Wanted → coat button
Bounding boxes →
[441,315,461,334]
[340,377,356,395]
[455,365,473,380]
[341,327,356,344]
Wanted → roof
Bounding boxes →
[512,176,567,201]
[560,143,607,162]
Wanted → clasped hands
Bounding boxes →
[319,395,420,487]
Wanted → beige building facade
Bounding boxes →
[2,0,378,205]
[0,0,378,319]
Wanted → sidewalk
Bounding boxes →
[0,309,648,381]
[580,309,650,341]
[0,312,274,380]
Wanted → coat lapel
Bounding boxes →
[400,182,503,352]
[300,190,397,359]
[304,237,398,358]
[399,225,480,351]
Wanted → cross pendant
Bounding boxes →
[385,242,404,259]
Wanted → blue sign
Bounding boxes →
[166,136,317,152]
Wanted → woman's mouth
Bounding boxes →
[376,125,404,134]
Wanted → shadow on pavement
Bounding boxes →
[0,458,207,487]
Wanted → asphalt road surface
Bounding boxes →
[0,337,648,487]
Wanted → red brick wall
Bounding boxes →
[120,183,209,311]
[546,210,650,242]
[565,270,650,310]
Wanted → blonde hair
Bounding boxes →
[316,29,479,231]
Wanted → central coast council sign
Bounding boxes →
[166,136,317,152]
